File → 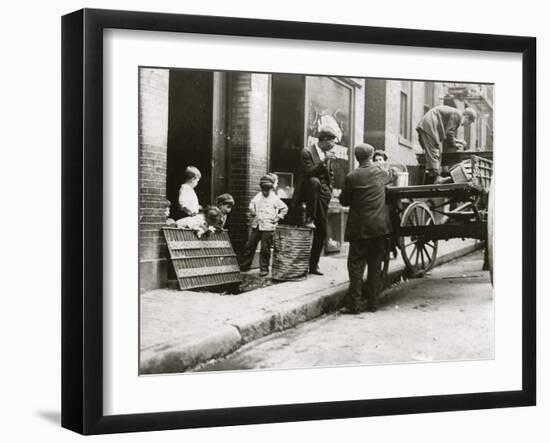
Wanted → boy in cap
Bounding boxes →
[240,174,288,277]
[216,193,235,229]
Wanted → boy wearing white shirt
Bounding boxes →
[174,166,202,221]
[240,175,288,277]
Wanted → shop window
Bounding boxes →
[270,75,353,194]
[305,76,352,191]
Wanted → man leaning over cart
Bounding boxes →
[339,143,395,314]
[416,105,477,185]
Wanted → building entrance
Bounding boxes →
[166,70,214,216]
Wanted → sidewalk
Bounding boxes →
[140,238,482,374]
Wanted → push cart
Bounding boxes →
[382,154,494,285]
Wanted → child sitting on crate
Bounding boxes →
[176,206,224,238]
[216,193,235,229]
[163,199,177,227]
[173,166,202,221]
[240,174,288,277]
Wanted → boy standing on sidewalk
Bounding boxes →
[240,175,288,277]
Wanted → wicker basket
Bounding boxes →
[272,225,314,281]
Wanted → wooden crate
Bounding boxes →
[470,155,493,192]
[162,228,242,290]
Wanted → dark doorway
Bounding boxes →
[167,70,214,216]
[269,74,306,225]
[270,74,305,180]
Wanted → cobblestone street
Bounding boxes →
[198,250,493,371]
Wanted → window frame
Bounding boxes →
[398,80,413,146]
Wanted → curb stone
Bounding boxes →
[140,326,242,374]
[142,241,482,373]
[233,284,349,345]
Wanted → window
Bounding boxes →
[400,91,409,138]
[270,75,354,193]
[399,80,412,141]
[305,76,353,190]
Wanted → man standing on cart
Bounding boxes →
[339,143,395,314]
[416,105,477,184]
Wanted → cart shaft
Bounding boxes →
[396,221,487,241]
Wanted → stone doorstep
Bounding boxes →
[140,240,482,374]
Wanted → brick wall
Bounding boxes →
[139,68,170,291]
[226,73,270,252]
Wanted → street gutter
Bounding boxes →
[140,241,482,374]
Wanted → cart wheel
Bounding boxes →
[487,180,494,286]
[398,201,438,275]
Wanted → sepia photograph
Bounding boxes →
[138,67,495,375]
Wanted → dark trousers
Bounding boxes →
[305,177,331,271]
[417,128,441,175]
[240,228,274,273]
[347,236,387,310]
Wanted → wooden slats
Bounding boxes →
[168,240,231,250]
[471,155,493,191]
[177,265,239,278]
[162,228,242,290]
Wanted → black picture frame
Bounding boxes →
[62,8,536,435]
